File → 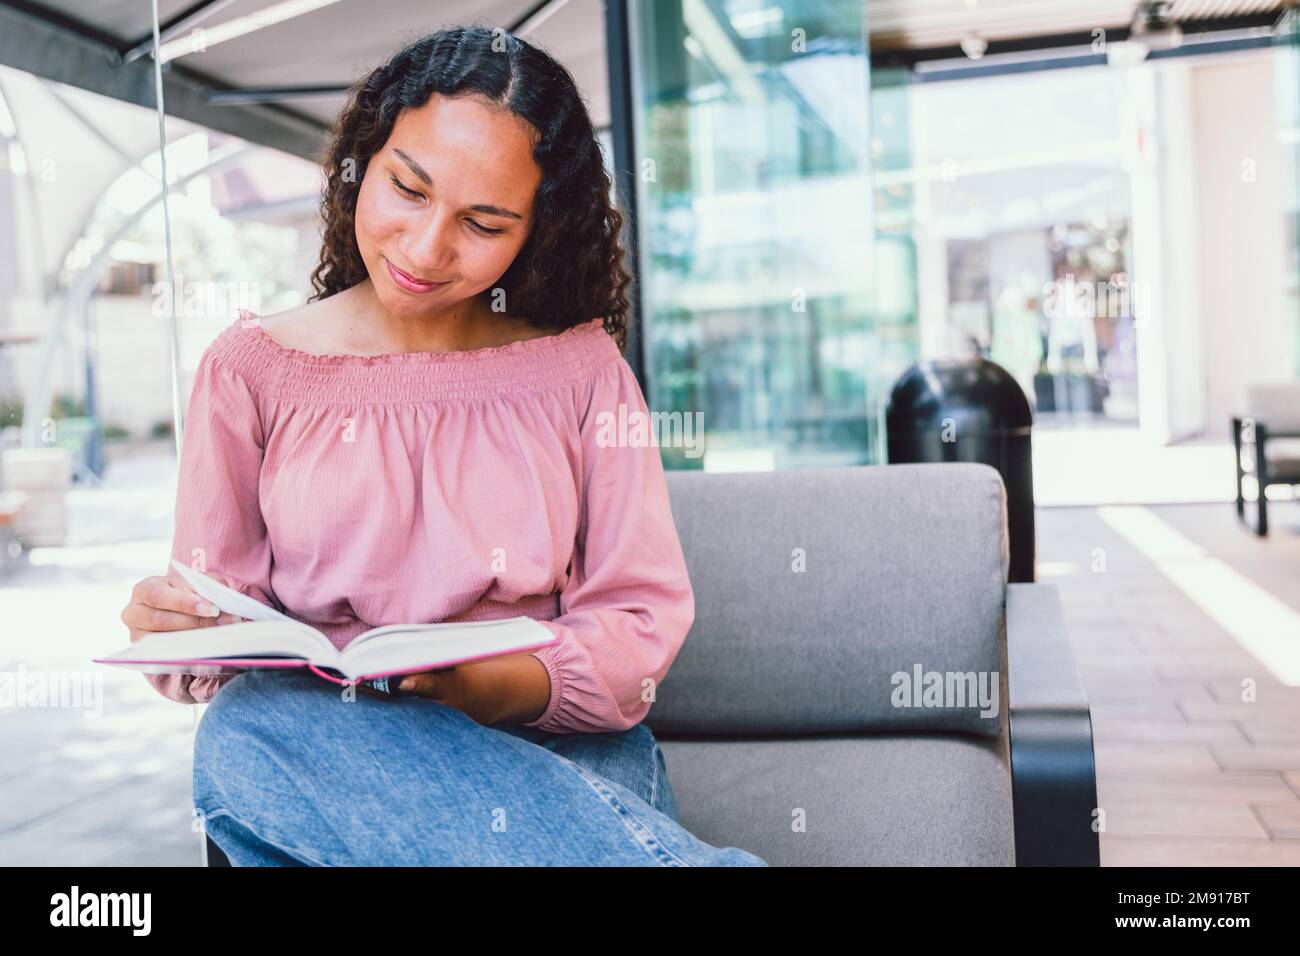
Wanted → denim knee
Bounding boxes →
[193,667,477,797]
[195,670,300,764]
[193,670,257,768]
[192,669,341,809]
[194,671,276,805]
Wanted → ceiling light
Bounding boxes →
[960,35,988,60]
[1129,0,1183,53]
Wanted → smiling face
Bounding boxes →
[354,92,543,319]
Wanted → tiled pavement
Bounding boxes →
[0,444,204,865]
[1038,500,1300,864]
[1,440,1298,865]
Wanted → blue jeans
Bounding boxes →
[192,669,768,866]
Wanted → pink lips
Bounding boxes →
[385,258,449,294]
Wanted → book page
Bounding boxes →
[98,619,340,666]
[169,558,303,627]
[167,559,337,655]
[338,617,557,681]
[347,615,545,647]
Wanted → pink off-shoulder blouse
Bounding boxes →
[147,309,695,734]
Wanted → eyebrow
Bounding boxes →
[391,148,524,220]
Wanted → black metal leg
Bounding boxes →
[1234,417,1272,536]
[1232,417,1246,520]
[1256,424,1270,537]
[206,834,232,867]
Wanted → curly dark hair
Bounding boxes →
[309,24,632,352]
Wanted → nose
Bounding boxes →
[400,205,457,274]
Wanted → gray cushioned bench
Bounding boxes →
[205,461,1098,866]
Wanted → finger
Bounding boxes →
[138,575,222,619]
[401,672,448,699]
[188,575,248,624]
[124,604,224,635]
[123,596,244,637]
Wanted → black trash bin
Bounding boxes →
[886,358,1035,583]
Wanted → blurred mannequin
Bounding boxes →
[990,282,1044,402]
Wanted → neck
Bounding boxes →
[347,278,495,353]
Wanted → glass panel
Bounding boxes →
[628,0,876,470]
[1277,9,1300,377]
[873,65,1138,428]
[869,64,920,435]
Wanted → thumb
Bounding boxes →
[399,671,450,699]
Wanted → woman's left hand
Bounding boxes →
[356,652,549,726]
[357,665,489,720]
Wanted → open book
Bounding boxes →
[94,559,559,685]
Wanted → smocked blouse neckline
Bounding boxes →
[237,307,605,365]
[223,308,619,404]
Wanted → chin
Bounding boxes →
[386,282,473,315]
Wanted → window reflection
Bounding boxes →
[630,0,876,471]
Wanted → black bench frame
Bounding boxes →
[1233,416,1300,537]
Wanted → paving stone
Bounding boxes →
[1090,717,1249,745]
[0,829,139,866]
[1094,742,1224,775]
[1251,800,1300,839]
[1099,771,1296,802]
[21,772,196,841]
[1101,835,1300,866]
[1210,744,1300,772]
[1096,798,1269,838]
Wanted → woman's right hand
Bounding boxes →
[121,572,247,644]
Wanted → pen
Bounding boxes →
[366,674,409,696]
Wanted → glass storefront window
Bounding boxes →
[873,65,1138,428]
[628,0,876,470]
[1277,9,1300,376]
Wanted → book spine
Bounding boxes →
[306,663,353,685]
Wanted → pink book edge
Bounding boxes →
[92,634,558,684]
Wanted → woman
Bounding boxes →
[119,25,767,867]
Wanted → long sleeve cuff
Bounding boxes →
[525,638,567,730]
[516,354,695,734]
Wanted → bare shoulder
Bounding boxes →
[253,297,343,352]
[502,317,562,344]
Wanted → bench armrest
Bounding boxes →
[1007,582,1101,866]
[1233,414,1300,440]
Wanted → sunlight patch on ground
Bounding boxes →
[1097,505,1300,685]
